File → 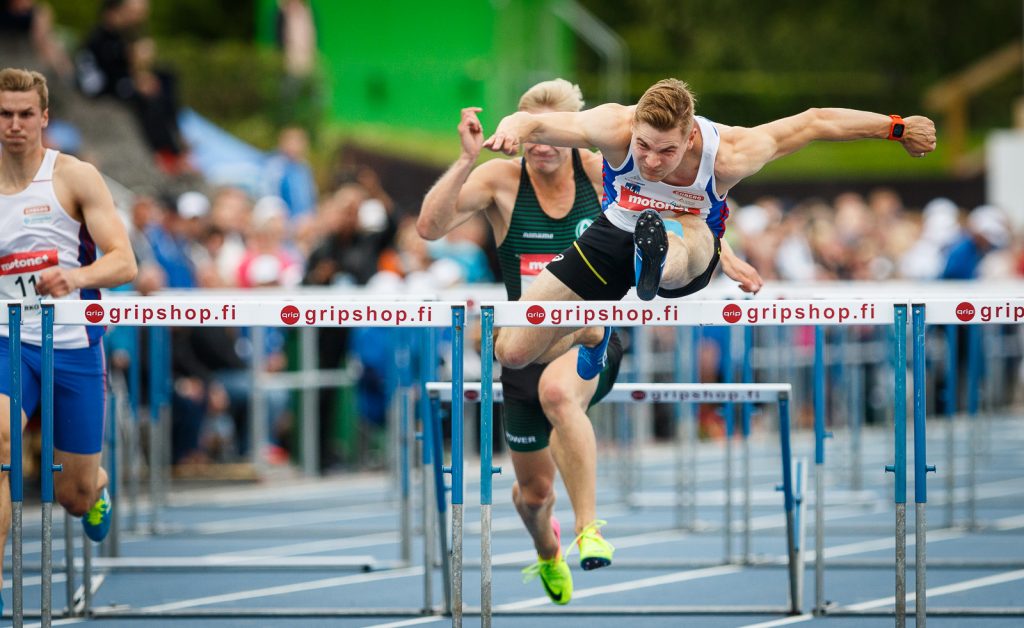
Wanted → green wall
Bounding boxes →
[259,0,573,133]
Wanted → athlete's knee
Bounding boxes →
[495,332,533,370]
[56,487,94,516]
[515,475,555,511]
[56,482,96,517]
[537,378,579,421]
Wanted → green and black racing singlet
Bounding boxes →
[496,149,600,300]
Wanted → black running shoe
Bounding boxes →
[633,209,668,301]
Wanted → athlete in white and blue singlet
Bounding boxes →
[483,78,936,371]
[0,68,137,604]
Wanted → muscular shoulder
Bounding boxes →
[53,153,102,188]
[472,157,521,197]
[711,123,770,186]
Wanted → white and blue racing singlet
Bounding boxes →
[601,116,729,238]
[0,149,102,348]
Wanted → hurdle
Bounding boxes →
[457,299,810,625]
[6,298,465,623]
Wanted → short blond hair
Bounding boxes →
[0,68,49,111]
[634,78,695,133]
[518,78,584,113]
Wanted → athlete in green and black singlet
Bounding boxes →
[497,150,623,452]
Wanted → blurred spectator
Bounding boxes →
[262,126,317,221]
[1,0,72,79]
[236,196,303,288]
[941,205,1012,280]
[75,0,148,99]
[273,0,320,128]
[208,186,252,286]
[129,37,189,174]
[275,0,316,78]
[304,183,395,287]
[145,195,196,288]
[899,198,961,279]
[425,214,494,284]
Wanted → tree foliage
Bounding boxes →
[578,0,1022,126]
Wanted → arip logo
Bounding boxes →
[280,305,301,325]
[464,390,479,401]
[723,303,743,324]
[955,301,975,322]
[526,305,546,325]
[631,390,646,401]
[84,303,104,324]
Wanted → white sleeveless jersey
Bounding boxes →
[601,116,730,237]
[0,149,102,348]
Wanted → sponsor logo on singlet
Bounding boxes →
[0,250,58,275]
[619,189,686,213]
[522,231,554,239]
[672,190,705,202]
[22,204,53,226]
[575,218,593,238]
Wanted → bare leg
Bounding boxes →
[0,394,29,590]
[659,214,716,291]
[540,349,600,534]
[54,450,106,517]
[510,450,560,559]
[495,270,584,369]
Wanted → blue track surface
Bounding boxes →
[5,414,1024,627]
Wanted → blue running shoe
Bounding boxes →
[634,209,668,301]
[82,487,112,543]
[576,327,612,380]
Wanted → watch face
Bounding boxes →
[892,123,905,139]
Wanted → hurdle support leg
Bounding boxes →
[812,326,832,615]
[448,307,466,627]
[777,393,800,614]
[912,304,935,627]
[5,304,24,626]
[887,304,909,628]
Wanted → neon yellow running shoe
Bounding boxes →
[521,517,573,605]
[568,519,615,571]
[81,487,112,543]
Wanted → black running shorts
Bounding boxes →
[500,332,623,452]
[546,213,721,301]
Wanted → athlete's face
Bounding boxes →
[0,90,47,154]
[630,122,694,181]
[522,106,572,175]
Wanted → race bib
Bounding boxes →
[0,249,59,317]
[520,253,557,292]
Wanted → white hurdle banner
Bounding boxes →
[49,298,460,327]
[487,299,897,327]
[427,381,791,404]
[920,298,1024,325]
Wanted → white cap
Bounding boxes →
[177,191,210,219]
[252,195,288,228]
[967,205,1010,248]
[733,204,770,236]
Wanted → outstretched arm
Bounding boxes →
[482,103,634,157]
[418,107,497,240]
[718,108,937,185]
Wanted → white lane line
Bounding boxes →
[193,504,389,534]
[845,568,1024,611]
[497,565,742,611]
[136,566,424,612]
[208,532,398,558]
[740,568,1024,627]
